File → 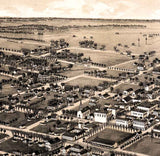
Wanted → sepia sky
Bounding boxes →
[0,0,160,19]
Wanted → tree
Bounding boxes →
[22,48,30,56]
[110,87,114,92]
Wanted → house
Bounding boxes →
[137,64,145,71]
[62,128,85,141]
[133,119,148,130]
[70,144,84,153]
[152,124,160,139]
[132,89,144,98]
[45,138,62,151]
[122,96,132,103]
[107,107,117,118]
[115,103,131,111]
[94,111,112,123]
[144,82,155,91]
[116,118,131,127]
[123,88,133,96]
[131,109,147,118]
[153,109,160,117]
[132,95,142,103]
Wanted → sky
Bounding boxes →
[0,0,160,19]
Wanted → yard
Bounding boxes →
[126,136,160,156]
[32,120,77,135]
[0,134,8,140]
[0,138,47,155]
[88,128,134,145]
[66,76,108,87]
[0,112,41,128]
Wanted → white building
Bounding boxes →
[131,109,147,118]
[94,111,111,123]
[137,103,158,116]
[133,119,147,130]
[116,118,131,127]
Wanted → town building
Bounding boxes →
[131,109,147,118]
[94,111,112,123]
[133,119,148,130]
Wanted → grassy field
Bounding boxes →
[66,77,108,87]
[0,138,47,155]
[126,136,160,156]
[0,112,26,127]
[88,128,133,144]
[114,83,139,93]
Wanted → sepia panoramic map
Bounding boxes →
[0,0,160,156]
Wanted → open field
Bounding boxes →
[66,77,108,87]
[70,48,131,66]
[0,138,47,155]
[126,136,160,156]
[0,38,41,50]
[88,128,133,144]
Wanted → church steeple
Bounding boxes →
[79,98,82,111]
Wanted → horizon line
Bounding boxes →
[0,17,160,21]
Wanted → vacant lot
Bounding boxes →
[66,77,107,87]
[62,64,94,78]
[88,128,133,144]
[126,136,160,156]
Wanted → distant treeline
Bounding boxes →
[0,35,45,42]
[0,24,147,32]
[0,17,160,22]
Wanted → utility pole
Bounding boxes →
[145,37,148,45]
